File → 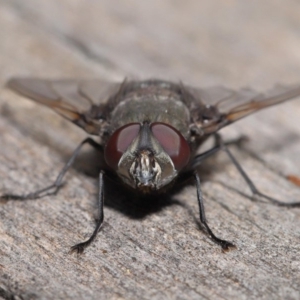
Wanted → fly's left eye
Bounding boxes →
[104,123,140,169]
[151,122,190,170]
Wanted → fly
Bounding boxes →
[1,78,300,253]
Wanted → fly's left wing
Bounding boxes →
[7,78,122,135]
[186,83,300,134]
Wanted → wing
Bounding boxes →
[186,83,300,134]
[7,78,122,135]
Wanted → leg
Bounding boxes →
[1,138,103,200]
[70,170,105,254]
[194,171,235,251]
[191,134,247,169]
[192,134,300,207]
[220,139,300,207]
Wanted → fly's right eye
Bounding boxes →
[104,123,140,169]
[151,122,190,171]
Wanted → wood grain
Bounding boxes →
[0,1,300,299]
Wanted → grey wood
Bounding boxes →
[0,1,300,299]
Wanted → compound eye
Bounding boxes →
[105,123,140,169]
[151,122,190,170]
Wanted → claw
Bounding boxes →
[0,194,26,201]
[220,241,237,252]
[69,243,86,255]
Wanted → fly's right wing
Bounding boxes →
[7,78,123,135]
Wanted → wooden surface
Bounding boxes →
[1,1,300,299]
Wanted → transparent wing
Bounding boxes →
[187,83,300,133]
[7,78,122,135]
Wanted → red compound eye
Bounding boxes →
[105,123,140,169]
[151,122,190,170]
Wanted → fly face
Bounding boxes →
[2,77,300,254]
[104,121,190,192]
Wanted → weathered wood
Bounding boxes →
[0,1,300,299]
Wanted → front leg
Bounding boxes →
[194,171,236,251]
[70,170,105,254]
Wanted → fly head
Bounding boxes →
[104,121,191,192]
